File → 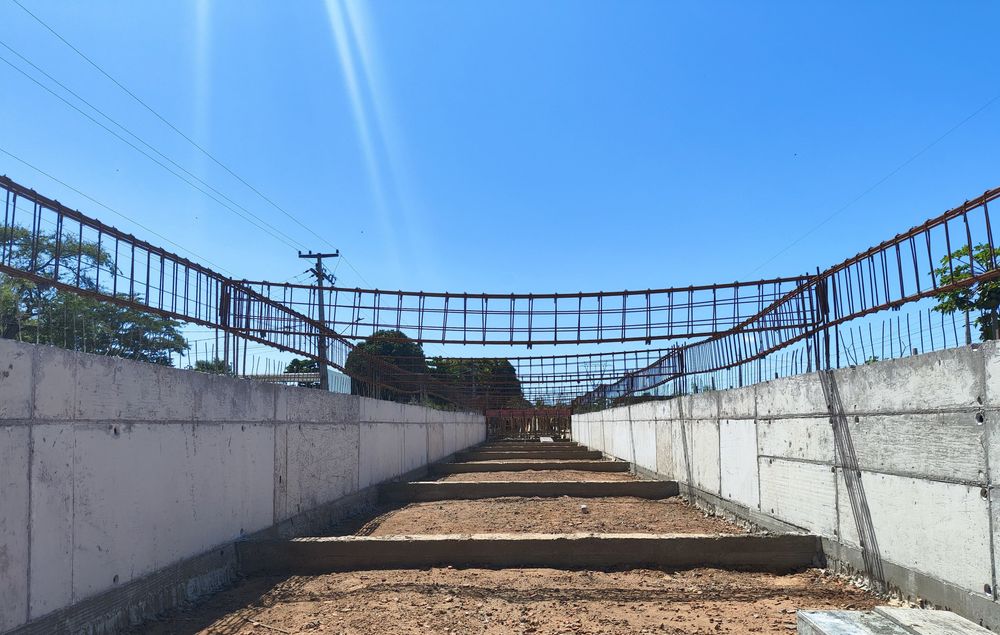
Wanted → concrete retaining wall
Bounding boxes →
[0,339,484,634]
[572,343,1000,630]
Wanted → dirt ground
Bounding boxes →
[436,470,638,482]
[139,567,876,635]
[352,497,747,536]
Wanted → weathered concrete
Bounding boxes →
[429,460,630,473]
[797,607,994,635]
[0,338,485,634]
[573,342,1000,631]
[238,533,822,575]
[379,480,679,502]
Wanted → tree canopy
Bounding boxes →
[343,329,526,409]
[933,243,1000,341]
[1,228,187,365]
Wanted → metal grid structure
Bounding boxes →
[3,173,999,412]
[240,277,810,346]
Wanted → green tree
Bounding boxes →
[429,357,527,411]
[932,243,1000,340]
[285,357,320,388]
[1,227,187,364]
[193,358,232,375]
[344,329,429,401]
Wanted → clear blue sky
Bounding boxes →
[1,1,998,305]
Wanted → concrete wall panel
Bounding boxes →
[403,424,429,473]
[0,339,32,419]
[71,422,274,601]
[28,424,74,619]
[850,414,986,484]
[719,419,759,509]
[630,419,657,472]
[756,373,825,418]
[757,418,834,463]
[283,424,359,518]
[690,420,721,495]
[654,420,675,480]
[359,423,403,488]
[719,385,756,419]
[837,472,991,593]
[836,347,981,413]
[426,422,445,463]
[759,458,836,535]
[0,425,30,632]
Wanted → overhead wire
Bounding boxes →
[8,0,376,287]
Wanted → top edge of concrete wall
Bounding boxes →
[577,342,1000,420]
[0,338,482,424]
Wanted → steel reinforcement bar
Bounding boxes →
[240,276,812,346]
[575,185,1000,407]
[0,175,471,404]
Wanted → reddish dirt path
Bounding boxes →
[355,496,747,536]
[139,567,876,635]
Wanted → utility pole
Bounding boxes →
[298,250,340,391]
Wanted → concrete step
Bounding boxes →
[478,444,582,451]
[456,450,602,461]
[797,608,991,634]
[379,480,678,502]
[239,533,822,575]
[430,460,630,474]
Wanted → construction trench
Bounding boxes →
[117,439,971,635]
[4,337,999,635]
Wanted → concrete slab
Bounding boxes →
[238,533,821,575]
[874,607,993,634]
[455,450,602,461]
[797,610,911,634]
[379,480,679,503]
[430,460,630,474]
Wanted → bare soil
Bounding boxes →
[139,567,876,635]
[353,497,747,536]
[436,470,638,482]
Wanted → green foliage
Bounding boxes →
[932,243,1000,340]
[429,356,528,411]
[344,329,429,401]
[285,357,320,388]
[342,329,527,409]
[1,228,187,364]
[193,358,232,375]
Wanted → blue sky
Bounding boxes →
[1,1,998,362]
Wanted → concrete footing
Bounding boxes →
[238,533,822,575]
[430,460,630,473]
[456,450,602,461]
[379,480,679,502]
[797,607,991,634]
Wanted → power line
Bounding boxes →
[5,4,377,288]
[748,91,1000,276]
[0,145,235,274]
[8,0,340,251]
[0,45,308,251]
